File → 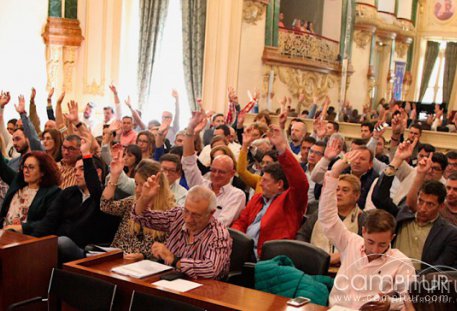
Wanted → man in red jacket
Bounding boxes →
[232,124,309,257]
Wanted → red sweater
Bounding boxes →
[231,149,309,256]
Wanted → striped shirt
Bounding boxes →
[132,207,232,279]
[58,161,78,189]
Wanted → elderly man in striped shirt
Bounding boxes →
[133,184,232,280]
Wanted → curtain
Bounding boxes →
[137,0,169,110]
[443,42,457,105]
[182,0,207,111]
[418,41,440,101]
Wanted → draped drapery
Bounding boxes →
[182,0,207,111]
[137,0,169,110]
[419,41,440,101]
[443,42,457,105]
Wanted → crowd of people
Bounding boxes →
[0,86,456,309]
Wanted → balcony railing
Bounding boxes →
[278,27,340,65]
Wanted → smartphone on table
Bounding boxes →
[286,296,310,307]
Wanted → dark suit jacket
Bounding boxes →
[372,172,457,270]
[0,152,61,235]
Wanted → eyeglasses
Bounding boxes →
[210,168,229,175]
[62,145,79,152]
[161,167,177,173]
[22,164,37,171]
[309,149,323,156]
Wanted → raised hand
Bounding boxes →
[227,87,238,103]
[267,124,287,154]
[30,87,36,101]
[298,92,306,104]
[417,152,433,175]
[237,110,247,128]
[109,144,125,177]
[14,95,26,114]
[109,120,122,133]
[48,87,54,100]
[64,100,80,124]
[109,84,118,95]
[278,107,289,130]
[159,116,172,137]
[373,124,387,140]
[171,89,179,100]
[394,138,418,161]
[0,91,11,108]
[331,149,362,177]
[324,137,341,160]
[141,173,161,201]
[253,88,260,100]
[124,96,132,108]
[242,126,256,148]
[188,99,206,132]
[391,113,403,135]
[57,91,65,105]
[80,131,92,156]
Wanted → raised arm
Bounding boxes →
[405,153,432,212]
[0,91,12,147]
[318,150,362,252]
[236,126,261,189]
[80,131,102,199]
[46,87,56,120]
[28,88,42,135]
[102,145,125,201]
[124,96,146,130]
[109,84,122,121]
[171,89,180,133]
[15,95,44,151]
[182,103,207,187]
[55,91,66,131]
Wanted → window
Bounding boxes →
[422,41,447,104]
[119,0,191,129]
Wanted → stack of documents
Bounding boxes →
[111,260,172,278]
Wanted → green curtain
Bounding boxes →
[418,41,440,101]
[182,0,207,111]
[137,0,169,110]
[443,42,457,105]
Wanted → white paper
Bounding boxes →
[153,279,202,292]
[111,260,172,278]
[95,245,121,252]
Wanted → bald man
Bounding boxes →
[182,111,246,226]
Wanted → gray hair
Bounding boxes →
[329,133,345,146]
[251,138,271,148]
[186,185,217,213]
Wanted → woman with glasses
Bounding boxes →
[0,151,61,234]
[100,148,174,260]
[41,129,63,162]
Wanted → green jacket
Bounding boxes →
[255,255,334,306]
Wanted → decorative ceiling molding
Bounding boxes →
[395,41,409,58]
[242,0,267,25]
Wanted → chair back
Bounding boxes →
[129,291,205,311]
[49,268,117,311]
[228,228,256,272]
[261,240,330,275]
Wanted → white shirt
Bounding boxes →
[170,180,187,207]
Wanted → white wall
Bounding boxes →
[0,0,48,121]
[397,0,413,19]
[322,0,342,41]
[377,0,396,13]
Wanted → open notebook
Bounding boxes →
[111,260,173,278]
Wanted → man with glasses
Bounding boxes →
[159,154,187,206]
[182,110,245,226]
[58,135,82,189]
[302,141,325,209]
[372,141,457,270]
[133,184,232,279]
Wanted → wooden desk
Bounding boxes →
[64,251,328,311]
[0,230,57,310]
